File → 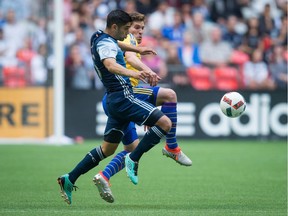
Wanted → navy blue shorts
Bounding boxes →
[103,88,162,144]
[102,86,160,145]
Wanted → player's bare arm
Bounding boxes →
[103,57,151,83]
[118,41,157,55]
[125,51,161,87]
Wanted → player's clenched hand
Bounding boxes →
[138,46,157,55]
[133,70,160,85]
[134,70,150,83]
[147,71,161,87]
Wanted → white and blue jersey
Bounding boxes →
[90,30,164,143]
[90,30,133,94]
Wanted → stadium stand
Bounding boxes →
[0,0,286,90]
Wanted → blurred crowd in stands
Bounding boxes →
[0,0,287,90]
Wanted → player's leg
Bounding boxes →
[93,123,139,203]
[133,86,179,149]
[57,117,123,205]
[93,96,140,202]
[156,87,192,166]
[92,94,138,202]
[97,93,134,182]
[57,141,114,205]
[134,86,192,166]
[124,98,172,184]
[100,123,139,182]
[155,87,178,148]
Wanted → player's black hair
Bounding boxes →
[106,9,132,28]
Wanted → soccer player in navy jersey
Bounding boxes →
[57,9,171,205]
[93,12,192,203]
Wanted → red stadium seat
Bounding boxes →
[16,49,35,64]
[230,50,249,65]
[214,66,240,91]
[187,66,213,90]
[3,67,27,87]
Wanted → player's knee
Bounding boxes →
[156,115,172,132]
[124,140,139,152]
[101,142,118,157]
[104,129,123,144]
[163,88,177,103]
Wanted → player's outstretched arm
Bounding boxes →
[103,57,149,83]
[125,51,161,87]
[118,41,157,55]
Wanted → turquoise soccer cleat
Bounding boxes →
[57,174,78,205]
[125,153,139,185]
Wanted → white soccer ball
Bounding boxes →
[220,92,246,118]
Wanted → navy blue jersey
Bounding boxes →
[90,30,133,94]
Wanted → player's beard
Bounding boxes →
[116,28,127,41]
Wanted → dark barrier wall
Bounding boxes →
[65,88,287,140]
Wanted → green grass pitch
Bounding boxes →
[0,140,286,216]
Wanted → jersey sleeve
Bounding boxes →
[97,38,118,61]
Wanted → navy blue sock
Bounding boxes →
[129,126,167,162]
[68,146,106,184]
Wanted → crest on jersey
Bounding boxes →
[101,48,110,57]
[129,34,137,46]
[130,39,136,46]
